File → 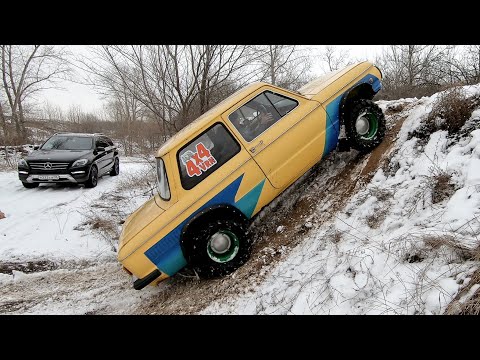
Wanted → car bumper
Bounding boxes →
[18,166,90,183]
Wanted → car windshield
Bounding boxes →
[156,157,171,201]
[41,136,93,150]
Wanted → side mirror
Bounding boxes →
[96,146,105,152]
[33,145,40,150]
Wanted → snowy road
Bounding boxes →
[0,159,149,263]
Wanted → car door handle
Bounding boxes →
[250,140,264,154]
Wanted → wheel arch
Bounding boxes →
[88,162,98,177]
[340,83,376,126]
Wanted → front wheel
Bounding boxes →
[110,157,119,176]
[182,218,252,279]
[345,99,385,153]
[84,165,98,188]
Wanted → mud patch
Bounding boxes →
[0,260,59,275]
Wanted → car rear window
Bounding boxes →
[177,123,240,190]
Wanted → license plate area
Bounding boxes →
[38,175,60,180]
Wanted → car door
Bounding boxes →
[102,136,115,172]
[94,137,109,175]
[224,86,327,190]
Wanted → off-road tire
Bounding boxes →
[182,217,252,279]
[345,99,385,153]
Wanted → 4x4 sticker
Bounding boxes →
[185,142,217,177]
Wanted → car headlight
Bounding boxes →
[18,159,28,167]
[71,159,88,168]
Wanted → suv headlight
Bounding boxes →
[71,159,88,168]
[18,159,28,167]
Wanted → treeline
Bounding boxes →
[1,45,480,154]
[1,45,311,153]
[376,45,480,100]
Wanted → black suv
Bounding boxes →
[18,133,119,188]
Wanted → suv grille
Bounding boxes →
[29,162,70,171]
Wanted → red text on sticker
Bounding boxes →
[186,142,217,177]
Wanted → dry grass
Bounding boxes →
[427,87,473,134]
[410,88,474,143]
[445,269,480,315]
[431,171,455,204]
[366,210,388,229]
[83,162,156,253]
[81,213,118,252]
[423,235,480,262]
[116,166,156,193]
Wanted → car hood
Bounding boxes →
[118,195,165,250]
[25,149,92,162]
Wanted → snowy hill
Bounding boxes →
[1,85,479,314]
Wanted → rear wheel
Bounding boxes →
[345,99,385,152]
[22,182,39,188]
[182,218,252,278]
[84,165,98,188]
[110,157,119,176]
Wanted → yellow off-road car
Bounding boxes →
[118,61,385,290]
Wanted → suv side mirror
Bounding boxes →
[96,146,105,152]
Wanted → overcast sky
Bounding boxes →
[39,45,385,113]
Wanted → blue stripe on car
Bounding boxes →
[144,174,266,276]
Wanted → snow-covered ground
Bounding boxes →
[0,158,150,263]
[1,86,479,315]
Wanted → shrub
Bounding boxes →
[427,87,473,134]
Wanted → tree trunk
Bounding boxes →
[18,100,27,142]
[0,103,7,142]
[270,46,276,85]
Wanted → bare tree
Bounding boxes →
[320,45,353,72]
[255,45,312,89]
[42,101,64,122]
[76,45,254,134]
[445,45,480,85]
[0,45,70,143]
[376,45,452,99]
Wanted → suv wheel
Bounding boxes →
[182,218,253,278]
[22,182,39,188]
[84,165,98,188]
[345,99,385,153]
[110,157,120,176]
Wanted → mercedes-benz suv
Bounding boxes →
[17,133,120,188]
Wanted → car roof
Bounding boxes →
[52,133,107,138]
[156,82,269,157]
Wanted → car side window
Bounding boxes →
[177,123,240,190]
[103,137,114,147]
[265,91,298,116]
[228,91,298,142]
[96,137,109,149]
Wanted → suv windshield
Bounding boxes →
[156,158,171,201]
[41,136,93,150]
